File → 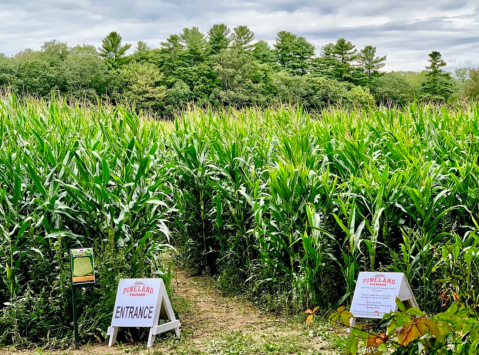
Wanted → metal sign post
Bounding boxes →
[70,248,95,348]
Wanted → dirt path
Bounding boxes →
[174,269,282,343]
[2,270,336,355]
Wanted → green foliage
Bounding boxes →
[357,45,386,77]
[312,39,368,86]
[15,59,57,95]
[120,62,167,111]
[253,40,276,65]
[273,31,315,76]
[211,48,272,106]
[2,27,475,114]
[165,80,193,113]
[180,27,207,66]
[0,95,174,346]
[230,25,255,52]
[463,68,479,101]
[2,93,479,347]
[274,72,375,109]
[59,45,108,99]
[98,31,132,69]
[41,40,69,66]
[207,24,231,55]
[331,299,479,354]
[421,51,454,101]
[372,72,415,106]
[0,55,17,88]
[131,41,153,64]
[333,38,357,64]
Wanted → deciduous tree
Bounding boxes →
[121,63,166,110]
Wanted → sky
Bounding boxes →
[1,0,479,71]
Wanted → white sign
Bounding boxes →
[350,272,417,324]
[107,278,180,347]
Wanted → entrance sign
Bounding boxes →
[108,278,181,347]
[70,248,95,285]
[349,272,417,328]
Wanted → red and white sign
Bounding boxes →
[350,272,417,319]
[108,278,180,347]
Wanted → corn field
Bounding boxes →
[1,94,479,345]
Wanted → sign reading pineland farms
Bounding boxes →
[349,272,418,327]
[108,278,181,347]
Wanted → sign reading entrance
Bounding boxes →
[70,248,95,285]
[108,278,181,347]
[350,272,417,320]
[112,279,159,327]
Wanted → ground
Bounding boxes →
[2,270,348,355]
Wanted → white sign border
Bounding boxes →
[107,278,181,347]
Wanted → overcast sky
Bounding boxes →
[1,0,479,71]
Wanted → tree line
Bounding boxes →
[1,25,478,116]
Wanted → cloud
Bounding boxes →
[0,0,478,70]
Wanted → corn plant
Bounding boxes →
[3,94,479,346]
[0,95,174,345]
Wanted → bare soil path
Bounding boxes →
[2,270,337,355]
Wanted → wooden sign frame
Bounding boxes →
[107,278,180,348]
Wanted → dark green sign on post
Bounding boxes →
[70,248,95,348]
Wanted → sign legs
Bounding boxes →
[148,320,181,347]
[107,326,118,346]
[347,316,356,333]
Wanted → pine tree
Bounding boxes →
[180,27,207,66]
[132,41,152,63]
[274,31,296,70]
[290,36,314,76]
[253,41,276,65]
[158,34,186,81]
[421,51,453,101]
[98,32,132,69]
[274,32,314,75]
[334,38,357,63]
[207,24,230,55]
[357,45,386,77]
[231,26,255,51]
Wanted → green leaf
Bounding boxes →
[26,162,46,196]
[102,159,110,188]
[12,162,22,205]
[346,333,358,355]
